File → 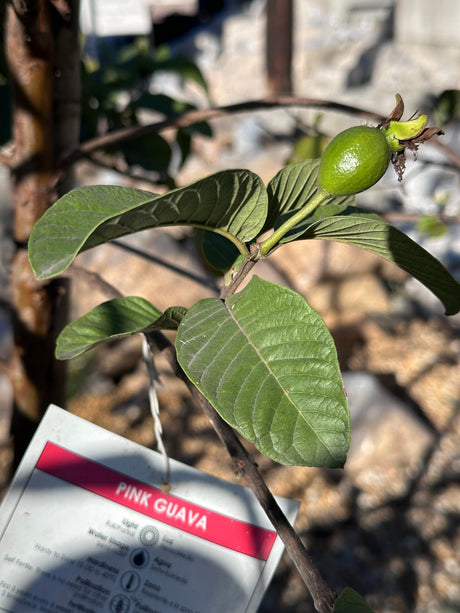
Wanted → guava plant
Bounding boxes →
[28,95,460,612]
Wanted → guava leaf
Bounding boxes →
[279,203,460,316]
[120,132,172,173]
[194,229,241,275]
[334,588,374,613]
[265,159,354,232]
[131,92,196,116]
[29,169,267,280]
[56,296,186,360]
[176,276,350,467]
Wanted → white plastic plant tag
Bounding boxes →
[80,0,151,37]
[0,405,299,613]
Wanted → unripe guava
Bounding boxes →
[317,126,392,196]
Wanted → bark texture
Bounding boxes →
[5,0,80,465]
[266,0,293,95]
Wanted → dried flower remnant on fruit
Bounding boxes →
[380,94,444,181]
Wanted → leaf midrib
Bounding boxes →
[225,299,339,462]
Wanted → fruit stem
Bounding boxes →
[258,186,329,256]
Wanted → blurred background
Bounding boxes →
[0,1,459,611]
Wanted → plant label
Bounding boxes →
[0,405,299,613]
[80,0,151,36]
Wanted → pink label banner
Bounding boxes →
[36,442,277,560]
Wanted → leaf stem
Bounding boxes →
[220,256,257,299]
[258,186,329,256]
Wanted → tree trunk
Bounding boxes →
[5,0,80,467]
[266,0,293,95]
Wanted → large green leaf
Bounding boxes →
[278,203,460,316]
[29,170,268,280]
[265,159,354,232]
[176,276,350,468]
[56,296,186,360]
[334,588,374,613]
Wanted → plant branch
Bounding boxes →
[219,256,258,299]
[57,95,460,176]
[147,330,337,613]
[58,95,386,170]
[80,151,171,189]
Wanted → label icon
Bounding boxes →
[130,548,149,568]
[120,570,140,592]
[110,594,130,612]
[139,525,159,547]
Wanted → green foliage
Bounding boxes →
[28,107,460,607]
[432,89,460,127]
[266,159,353,231]
[29,154,460,462]
[29,156,460,378]
[80,38,211,184]
[176,276,350,467]
[333,587,374,612]
[56,297,186,359]
[194,229,241,275]
[29,170,267,279]
[276,202,459,315]
[416,214,447,238]
[286,114,329,164]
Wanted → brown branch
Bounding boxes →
[431,135,460,169]
[148,330,337,613]
[81,151,170,190]
[58,95,386,170]
[57,95,460,181]
[219,257,258,299]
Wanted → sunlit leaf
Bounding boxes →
[29,169,268,279]
[56,296,186,359]
[279,203,460,316]
[176,276,350,467]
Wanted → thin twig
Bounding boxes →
[79,150,170,189]
[219,258,258,299]
[56,95,460,187]
[148,330,337,613]
[59,95,386,170]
